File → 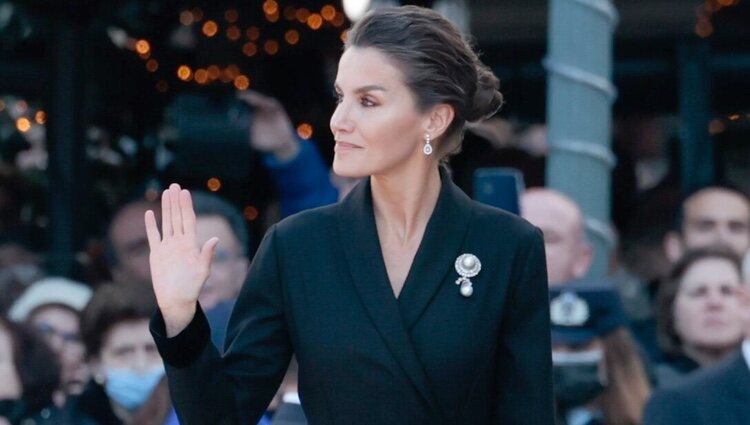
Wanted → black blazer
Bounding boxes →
[152,168,554,425]
[643,350,750,425]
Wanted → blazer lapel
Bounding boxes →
[726,352,750,423]
[337,177,443,419]
[397,168,473,330]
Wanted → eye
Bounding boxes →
[360,96,376,107]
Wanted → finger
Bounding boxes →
[144,210,161,249]
[180,189,196,239]
[161,189,173,237]
[169,183,183,235]
[199,237,220,267]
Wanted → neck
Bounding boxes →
[370,165,442,245]
[682,343,737,366]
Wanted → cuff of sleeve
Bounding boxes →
[150,304,211,368]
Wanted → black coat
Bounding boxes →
[152,169,554,425]
[643,350,750,425]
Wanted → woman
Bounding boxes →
[147,6,553,424]
[655,246,745,387]
[0,316,61,425]
[65,284,177,425]
[549,285,651,425]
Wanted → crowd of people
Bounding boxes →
[2,9,750,425]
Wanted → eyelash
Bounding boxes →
[333,91,376,107]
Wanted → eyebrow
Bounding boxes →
[334,83,387,94]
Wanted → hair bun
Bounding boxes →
[466,64,503,122]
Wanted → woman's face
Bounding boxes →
[0,324,22,401]
[674,257,745,351]
[97,319,161,374]
[330,47,430,178]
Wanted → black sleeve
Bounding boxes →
[493,228,555,424]
[150,225,293,425]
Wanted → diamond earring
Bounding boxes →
[423,133,433,155]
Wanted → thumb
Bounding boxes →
[199,237,220,266]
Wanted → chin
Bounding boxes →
[333,157,370,179]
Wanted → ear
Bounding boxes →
[572,242,594,279]
[423,103,455,140]
[664,231,684,263]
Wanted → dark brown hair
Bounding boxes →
[597,328,651,425]
[345,5,503,159]
[656,246,743,357]
[80,283,157,358]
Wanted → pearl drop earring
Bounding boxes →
[423,133,433,155]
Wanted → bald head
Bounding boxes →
[521,188,592,285]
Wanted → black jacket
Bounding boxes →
[152,169,554,425]
[643,350,750,425]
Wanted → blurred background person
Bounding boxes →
[550,284,651,425]
[643,275,750,425]
[107,198,161,287]
[654,247,745,387]
[0,316,62,425]
[65,284,176,425]
[7,277,92,406]
[521,188,593,286]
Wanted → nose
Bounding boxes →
[329,100,353,137]
[132,347,151,373]
[705,289,726,310]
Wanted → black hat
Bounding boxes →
[549,284,627,345]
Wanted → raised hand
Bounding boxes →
[237,90,300,161]
[145,183,219,337]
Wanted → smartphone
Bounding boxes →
[473,167,524,215]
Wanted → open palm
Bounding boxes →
[145,184,219,334]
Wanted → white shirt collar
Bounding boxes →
[742,339,750,370]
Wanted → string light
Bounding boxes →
[207,178,222,191]
[177,65,193,81]
[321,5,337,21]
[191,7,204,21]
[15,100,28,113]
[243,206,259,221]
[285,30,300,45]
[146,59,159,72]
[179,10,194,26]
[263,0,279,15]
[194,69,209,84]
[296,8,311,23]
[264,40,280,55]
[246,26,261,41]
[307,14,324,30]
[202,20,219,37]
[729,114,740,121]
[207,65,221,80]
[135,40,151,55]
[16,118,31,132]
[225,9,239,23]
[234,75,250,90]
[709,119,725,134]
[296,123,313,139]
[243,42,258,56]
[267,11,280,23]
[227,25,241,41]
[332,12,346,27]
[35,111,46,125]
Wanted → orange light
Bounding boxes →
[340,29,349,43]
[220,68,233,83]
[242,42,258,56]
[226,25,241,41]
[207,65,221,80]
[194,69,209,84]
[695,19,713,38]
[266,11,279,22]
[35,110,46,125]
[332,12,345,27]
[202,20,219,37]
[156,80,169,92]
[207,178,222,192]
[179,10,194,26]
[264,40,279,55]
[225,9,239,23]
[307,13,323,30]
[135,39,151,55]
[283,6,297,21]
[234,75,250,90]
[729,114,740,121]
[263,0,279,15]
[296,123,313,140]
[226,64,240,78]
[16,117,31,133]
[177,65,192,81]
[243,206,259,221]
[296,8,311,23]
[191,7,204,21]
[708,119,725,134]
[285,30,300,45]
[146,59,159,72]
[321,5,336,21]
[246,26,260,41]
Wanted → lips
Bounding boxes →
[335,141,362,150]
